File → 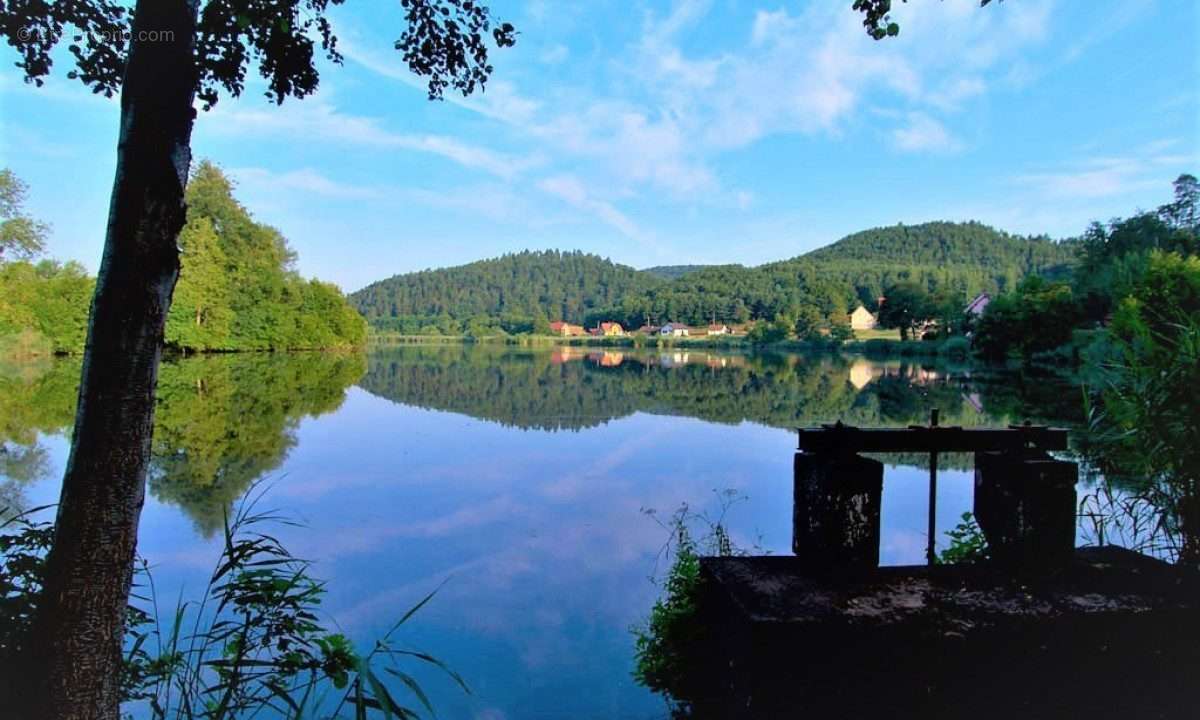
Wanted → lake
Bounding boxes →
[0,345,1116,718]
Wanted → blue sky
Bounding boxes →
[1,0,1197,291]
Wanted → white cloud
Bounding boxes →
[207,99,534,179]
[1014,143,1195,200]
[230,167,383,199]
[335,0,1060,227]
[539,44,569,64]
[537,174,643,240]
[891,113,964,154]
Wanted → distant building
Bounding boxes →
[597,321,625,336]
[850,305,878,330]
[549,321,585,336]
[635,324,660,335]
[965,292,991,317]
[707,323,730,335]
[660,323,690,337]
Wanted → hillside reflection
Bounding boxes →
[0,353,366,532]
[2,345,1085,535]
[358,344,1083,434]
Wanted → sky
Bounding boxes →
[1,0,1197,292]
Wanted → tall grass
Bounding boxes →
[1,486,466,719]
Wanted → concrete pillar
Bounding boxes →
[793,452,883,571]
[974,451,1077,568]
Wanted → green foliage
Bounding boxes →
[0,169,49,262]
[352,250,665,328]
[0,352,365,533]
[355,222,1073,333]
[1089,251,1200,564]
[632,524,701,710]
[633,495,744,714]
[793,304,825,341]
[745,315,793,344]
[1,495,463,719]
[973,275,1079,362]
[0,260,94,355]
[0,164,366,357]
[938,335,971,360]
[937,512,989,564]
[876,281,932,341]
[166,162,367,352]
[1074,175,1198,323]
[640,265,709,281]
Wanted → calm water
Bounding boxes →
[1,346,1094,718]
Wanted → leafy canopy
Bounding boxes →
[0,169,49,262]
[2,0,516,107]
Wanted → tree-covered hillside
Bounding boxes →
[350,250,664,331]
[352,221,1076,331]
[641,265,709,280]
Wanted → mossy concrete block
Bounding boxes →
[693,548,1200,719]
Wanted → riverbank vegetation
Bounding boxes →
[0,492,463,718]
[0,166,366,358]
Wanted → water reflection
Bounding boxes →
[0,352,366,532]
[359,345,1074,434]
[1,345,1186,718]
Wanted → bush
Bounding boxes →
[938,336,970,360]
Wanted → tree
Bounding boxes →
[1159,173,1199,232]
[876,282,931,340]
[0,169,50,262]
[5,2,515,718]
[793,304,825,342]
[854,0,999,40]
[973,275,1079,361]
[164,216,233,351]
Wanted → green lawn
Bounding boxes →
[852,327,902,341]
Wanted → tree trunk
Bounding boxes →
[23,2,198,718]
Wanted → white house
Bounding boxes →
[850,305,877,330]
[965,292,991,317]
[660,323,690,337]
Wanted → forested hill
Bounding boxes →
[641,265,709,280]
[350,250,663,330]
[351,221,1077,332]
[797,221,1071,274]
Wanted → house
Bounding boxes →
[707,323,730,335]
[850,305,877,331]
[965,292,991,317]
[660,323,690,337]
[635,324,660,335]
[548,320,585,337]
[596,321,625,337]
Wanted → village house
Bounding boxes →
[849,305,877,330]
[597,321,625,336]
[965,292,991,317]
[635,324,660,335]
[548,320,586,337]
[707,323,730,335]
[660,323,690,337]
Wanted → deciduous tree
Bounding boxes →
[2,2,514,717]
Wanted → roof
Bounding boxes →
[708,323,728,330]
[599,321,623,331]
[965,293,991,314]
